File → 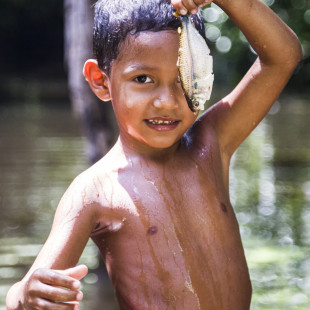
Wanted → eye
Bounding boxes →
[134,75,152,84]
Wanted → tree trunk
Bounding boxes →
[64,1,119,307]
[64,0,118,164]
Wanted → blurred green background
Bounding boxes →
[0,0,309,100]
[0,0,309,309]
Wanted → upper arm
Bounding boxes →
[23,174,98,280]
[202,55,299,159]
[194,0,302,160]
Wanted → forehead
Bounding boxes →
[114,30,179,68]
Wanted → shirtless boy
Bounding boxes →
[6,0,301,309]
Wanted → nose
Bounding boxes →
[153,85,179,110]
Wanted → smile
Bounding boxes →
[144,118,180,131]
[146,119,178,125]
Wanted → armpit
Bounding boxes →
[90,217,126,237]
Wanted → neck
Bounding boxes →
[116,136,183,163]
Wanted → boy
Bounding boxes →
[6,0,301,309]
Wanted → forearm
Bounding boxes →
[6,281,25,310]
[213,0,302,67]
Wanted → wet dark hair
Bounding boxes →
[93,0,206,76]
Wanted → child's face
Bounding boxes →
[109,30,198,151]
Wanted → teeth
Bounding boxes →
[147,119,176,125]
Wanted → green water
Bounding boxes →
[231,96,310,309]
[0,96,309,309]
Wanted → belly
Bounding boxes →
[92,199,252,310]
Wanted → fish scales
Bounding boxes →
[177,18,193,98]
[177,14,214,112]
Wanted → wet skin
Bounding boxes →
[89,143,252,310]
[6,0,301,307]
[86,30,252,309]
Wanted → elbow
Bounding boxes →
[292,41,303,68]
[296,38,303,62]
[286,34,303,70]
[296,46,303,66]
[272,29,303,71]
[262,33,303,72]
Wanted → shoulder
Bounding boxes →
[68,159,113,206]
[68,146,127,207]
[52,158,115,233]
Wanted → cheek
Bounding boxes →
[112,83,148,111]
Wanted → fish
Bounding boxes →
[176,14,214,113]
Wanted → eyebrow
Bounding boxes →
[123,64,157,74]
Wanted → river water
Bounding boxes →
[0,95,309,309]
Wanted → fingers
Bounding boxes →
[35,282,83,302]
[25,268,84,309]
[26,298,79,310]
[37,269,81,291]
[171,0,213,15]
[171,0,189,15]
[185,0,200,14]
[57,265,88,282]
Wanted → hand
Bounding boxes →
[24,265,88,310]
[171,0,213,15]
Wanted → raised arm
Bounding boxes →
[173,0,302,158]
[6,175,96,309]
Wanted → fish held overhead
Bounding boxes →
[175,13,214,113]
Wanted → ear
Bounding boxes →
[83,59,111,102]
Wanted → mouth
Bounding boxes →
[144,118,180,131]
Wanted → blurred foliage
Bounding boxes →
[245,237,310,310]
[0,0,309,90]
[202,0,310,91]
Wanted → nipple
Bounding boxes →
[147,226,158,235]
[220,202,227,213]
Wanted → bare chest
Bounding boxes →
[91,163,251,309]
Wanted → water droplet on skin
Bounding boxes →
[133,185,139,195]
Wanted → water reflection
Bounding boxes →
[0,96,309,309]
[0,103,118,309]
[231,95,310,309]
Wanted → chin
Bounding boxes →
[144,138,180,150]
